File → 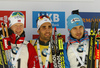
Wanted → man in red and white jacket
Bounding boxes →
[7,11,40,68]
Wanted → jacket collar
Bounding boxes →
[8,28,25,44]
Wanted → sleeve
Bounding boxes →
[27,43,40,68]
[63,42,70,68]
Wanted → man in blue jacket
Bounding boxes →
[64,14,89,68]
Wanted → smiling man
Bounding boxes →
[64,14,89,68]
[8,11,39,68]
[37,22,52,43]
[30,15,54,68]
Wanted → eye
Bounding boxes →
[42,26,46,29]
[14,25,17,27]
[48,25,52,29]
[20,25,23,27]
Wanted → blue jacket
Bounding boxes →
[64,42,70,68]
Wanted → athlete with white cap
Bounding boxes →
[30,15,54,68]
[7,11,40,68]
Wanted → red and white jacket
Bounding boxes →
[8,29,40,68]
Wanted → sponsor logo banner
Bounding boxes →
[32,11,65,28]
[79,12,100,28]
[0,11,26,28]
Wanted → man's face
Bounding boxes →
[70,25,84,40]
[37,22,52,42]
[10,23,24,36]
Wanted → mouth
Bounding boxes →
[45,33,50,36]
[45,32,51,36]
[76,34,82,37]
[16,31,21,35]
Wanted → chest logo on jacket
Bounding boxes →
[42,48,48,57]
[77,45,84,52]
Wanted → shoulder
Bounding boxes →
[29,39,37,46]
[64,42,69,50]
[64,42,67,48]
[23,40,29,45]
[64,41,72,50]
[23,40,35,51]
[23,40,33,47]
[81,40,89,45]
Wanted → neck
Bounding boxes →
[39,38,49,44]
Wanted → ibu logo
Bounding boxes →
[32,11,65,28]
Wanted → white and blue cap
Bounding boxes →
[37,15,51,31]
[67,14,84,32]
[8,12,25,28]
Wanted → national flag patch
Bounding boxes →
[71,18,80,23]
[44,19,47,21]
[18,20,21,22]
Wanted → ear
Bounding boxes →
[37,30,39,34]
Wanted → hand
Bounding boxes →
[2,37,11,50]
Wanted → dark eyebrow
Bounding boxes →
[79,26,83,27]
[73,27,76,29]
[41,26,46,28]
[49,24,52,26]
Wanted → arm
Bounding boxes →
[63,42,70,68]
[27,43,40,68]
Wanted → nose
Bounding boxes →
[46,28,50,32]
[17,26,21,30]
[77,28,81,33]
[46,27,52,33]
